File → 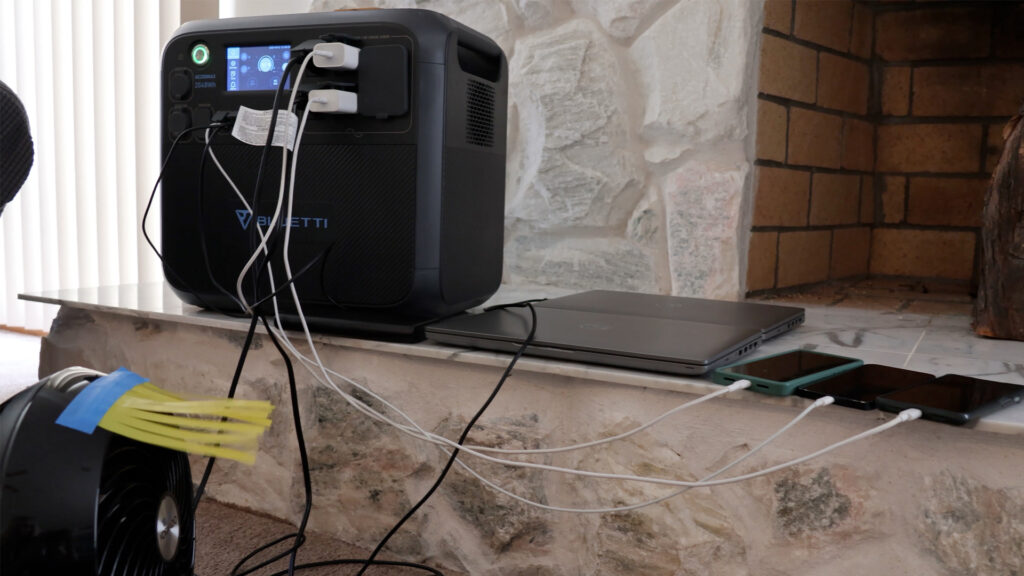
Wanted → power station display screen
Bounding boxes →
[225,44,291,92]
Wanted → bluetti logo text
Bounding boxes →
[235,210,328,230]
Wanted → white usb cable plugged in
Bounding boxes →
[451,395,837,514]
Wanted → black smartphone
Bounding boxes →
[876,374,1024,425]
[795,364,936,410]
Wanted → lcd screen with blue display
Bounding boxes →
[225,44,291,92]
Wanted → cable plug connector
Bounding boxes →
[896,408,923,423]
[312,41,360,71]
[211,110,237,125]
[307,89,358,114]
[813,395,836,408]
[726,379,752,392]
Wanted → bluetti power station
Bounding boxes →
[160,10,507,337]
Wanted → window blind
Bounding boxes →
[0,0,180,332]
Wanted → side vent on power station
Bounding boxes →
[465,79,495,147]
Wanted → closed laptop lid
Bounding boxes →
[536,290,803,337]
[427,305,762,367]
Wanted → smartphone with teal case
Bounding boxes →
[711,349,863,396]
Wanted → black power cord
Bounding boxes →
[352,301,540,576]
[142,122,244,318]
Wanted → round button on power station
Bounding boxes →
[191,43,210,66]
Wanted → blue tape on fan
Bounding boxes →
[55,367,148,434]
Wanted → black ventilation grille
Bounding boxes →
[466,79,495,147]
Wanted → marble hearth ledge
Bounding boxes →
[19,282,1024,435]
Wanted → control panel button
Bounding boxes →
[168,107,192,139]
[191,43,210,66]
[169,68,193,101]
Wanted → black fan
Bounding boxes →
[0,79,34,218]
[0,368,195,575]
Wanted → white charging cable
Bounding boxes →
[451,396,836,514]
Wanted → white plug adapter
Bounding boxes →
[312,42,360,70]
[308,89,358,114]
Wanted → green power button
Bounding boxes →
[191,44,210,66]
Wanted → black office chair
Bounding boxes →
[0,79,33,218]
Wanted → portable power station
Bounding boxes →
[159,10,507,337]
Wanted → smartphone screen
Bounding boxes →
[878,375,1024,423]
[796,364,935,409]
[725,350,855,382]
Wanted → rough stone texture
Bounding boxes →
[40,309,1024,576]
[774,467,852,537]
[507,19,643,228]
[663,160,749,298]
[570,0,671,41]
[920,471,1024,576]
[503,232,660,294]
[310,0,761,298]
[629,0,754,164]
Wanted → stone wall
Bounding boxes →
[309,0,764,299]
[41,308,1024,576]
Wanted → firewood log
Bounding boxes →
[974,107,1024,340]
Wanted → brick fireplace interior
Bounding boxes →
[748,0,1024,295]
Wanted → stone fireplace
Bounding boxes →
[749,0,1024,295]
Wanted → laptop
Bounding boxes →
[425,290,804,376]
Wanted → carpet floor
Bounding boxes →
[196,500,463,576]
[0,329,41,403]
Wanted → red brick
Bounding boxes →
[760,35,817,103]
[870,229,976,280]
[850,3,873,59]
[818,53,870,115]
[875,7,992,62]
[907,177,987,227]
[842,118,874,172]
[882,67,911,117]
[912,65,1024,117]
[757,100,787,162]
[860,176,875,224]
[831,227,871,279]
[794,0,853,52]
[747,231,778,292]
[763,0,793,34]
[810,173,861,226]
[881,176,906,224]
[876,124,983,173]
[753,167,810,227]
[788,108,843,168]
[778,230,832,288]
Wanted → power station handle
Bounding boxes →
[455,29,503,82]
[455,27,502,60]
